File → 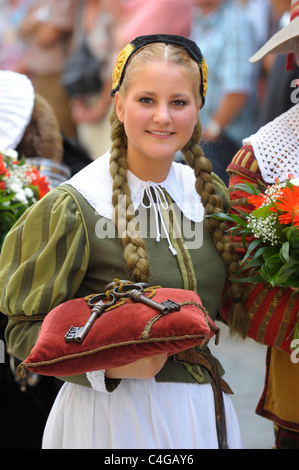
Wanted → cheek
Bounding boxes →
[178,109,199,133]
[123,103,149,130]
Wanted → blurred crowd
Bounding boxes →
[0,0,294,168]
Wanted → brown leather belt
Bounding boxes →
[174,349,233,449]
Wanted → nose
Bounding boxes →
[153,103,172,125]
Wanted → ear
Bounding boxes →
[196,98,202,121]
[115,92,124,123]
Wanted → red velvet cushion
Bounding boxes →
[18,287,219,377]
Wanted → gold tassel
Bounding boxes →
[16,362,27,378]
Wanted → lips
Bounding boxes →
[147,130,174,136]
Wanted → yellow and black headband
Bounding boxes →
[111,34,208,107]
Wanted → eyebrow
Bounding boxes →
[136,91,192,99]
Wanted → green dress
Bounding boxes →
[0,156,227,388]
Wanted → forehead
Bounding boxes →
[128,60,197,93]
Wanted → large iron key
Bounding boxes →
[113,285,181,314]
[64,293,116,343]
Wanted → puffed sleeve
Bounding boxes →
[0,187,90,384]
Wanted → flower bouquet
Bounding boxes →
[221,175,299,288]
[0,148,50,249]
[212,174,299,352]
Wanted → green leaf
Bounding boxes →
[206,211,248,228]
[251,205,274,219]
[261,245,280,260]
[234,182,262,195]
[280,241,290,263]
[278,269,297,285]
[286,226,299,243]
[231,271,265,284]
[240,238,263,263]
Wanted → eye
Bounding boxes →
[139,97,153,104]
[172,100,187,107]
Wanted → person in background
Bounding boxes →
[0,0,32,70]
[258,0,292,79]
[0,70,63,163]
[190,0,259,185]
[109,0,194,52]
[235,1,293,123]
[0,70,63,450]
[0,70,92,449]
[69,0,114,160]
[236,0,271,49]
[14,0,78,140]
[227,0,299,448]
[0,34,245,449]
[256,0,297,125]
[0,70,92,181]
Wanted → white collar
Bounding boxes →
[65,151,204,255]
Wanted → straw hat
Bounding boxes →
[0,71,35,150]
[250,0,299,64]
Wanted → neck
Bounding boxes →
[126,155,174,183]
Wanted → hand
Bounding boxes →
[70,97,107,124]
[202,119,222,142]
[105,353,168,380]
[202,129,221,142]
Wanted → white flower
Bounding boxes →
[290,178,299,187]
[14,190,28,203]
[24,187,34,198]
[0,148,18,160]
[247,213,280,246]
[8,182,22,193]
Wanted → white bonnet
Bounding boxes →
[0,70,35,150]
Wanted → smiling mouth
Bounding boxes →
[147,131,175,136]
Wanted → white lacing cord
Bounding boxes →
[141,182,177,256]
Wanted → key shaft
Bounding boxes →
[65,294,115,343]
[129,289,179,314]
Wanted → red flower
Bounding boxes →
[0,160,8,175]
[270,185,299,227]
[247,193,268,209]
[28,168,50,198]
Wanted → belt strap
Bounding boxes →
[175,349,233,449]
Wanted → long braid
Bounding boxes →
[182,120,250,338]
[109,105,150,282]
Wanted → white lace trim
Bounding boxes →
[86,370,108,393]
[65,151,204,255]
[243,104,299,183]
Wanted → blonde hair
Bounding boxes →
[109,43,248,336]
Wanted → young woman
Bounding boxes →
[0,34,244,449]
